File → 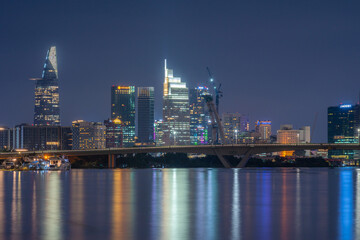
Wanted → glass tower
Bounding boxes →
[33,46,60,126]
[328,104,360,159]
[189,86,209,145]
[137,87,155,143]
[162,59,190,145]
[111,85,136,147]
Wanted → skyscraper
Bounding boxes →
[189,86,209,145]
[328,103,360,159]
[111,85,136,147]
[162,60,190,145]
[137,87,154,143]
[33,46,60,126]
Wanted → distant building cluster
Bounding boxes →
[3,46,359,161]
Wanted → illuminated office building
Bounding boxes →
[162,60,190,145]
[104,118,123,148]
[137,87,155,143]
[277,125,311,157]
[111,85,136,147]
[189,86,209,145]
[255,120,272,142]
[72,120,106,150]
[328,104,360,159]
[222,112,249,144]
[33,46,60,126]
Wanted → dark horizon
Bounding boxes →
[1,0,360,143]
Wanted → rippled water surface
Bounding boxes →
[0,168,359,240]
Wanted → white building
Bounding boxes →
[162,60,190,145]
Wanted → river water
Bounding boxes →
[0,168,359,240]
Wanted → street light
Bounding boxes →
[235,129,238,144]
[173,131,176,145]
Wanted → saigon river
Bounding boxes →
[0,168,359,240]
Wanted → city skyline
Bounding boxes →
[2,0,360,143]
[2,2,360,240]
[1,48,360,143]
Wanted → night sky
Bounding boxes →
[1,0,360,142]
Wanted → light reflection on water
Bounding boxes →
[0,168,360,240]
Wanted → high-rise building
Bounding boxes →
[72,120,106,150]
[137,87,155,143]
[277,125,311,157]
[162,60,190,145]
[33,46,60,126]
[111,85,136,147]
[104,118,123,148]
[222,112,249,144]
[328,104,360,159]
[189,86,209,145]
[255,120,272,142]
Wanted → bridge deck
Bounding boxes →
[1,143,359,159]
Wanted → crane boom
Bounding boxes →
[203,67,225,144]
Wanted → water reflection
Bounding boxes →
[281,171,290,240]
[111,170,135,239]
[1,168,360,240]
[231,170,240,240]
[161,170,190,240]
[44,172,62,240]
[339,169,354,240]
[70,170,84,239]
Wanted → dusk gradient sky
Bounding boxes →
[1,0,360,142]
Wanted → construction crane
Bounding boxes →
[203,67,225,144]
[206,67,223,113]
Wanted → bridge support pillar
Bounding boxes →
[108,154,115,168]
[236,149,252,168]
[214,149,232,168]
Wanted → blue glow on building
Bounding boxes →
[340,104,352,108]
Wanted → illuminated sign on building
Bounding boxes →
[340,104,352,108]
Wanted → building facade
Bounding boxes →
[111,85,136,147]
[0,127,10,150]
[255,120,272,142]
[222,112,249,144]
[104,118,123,148]
[277,125,311,157]
[189,86,209,145]
[72,120,106,150]
[33,46,60,126]
[137,87,155,144]
[154,120,165,146]
[8,124,71,150]
[162,60,190,145]
[328,104,360,159]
